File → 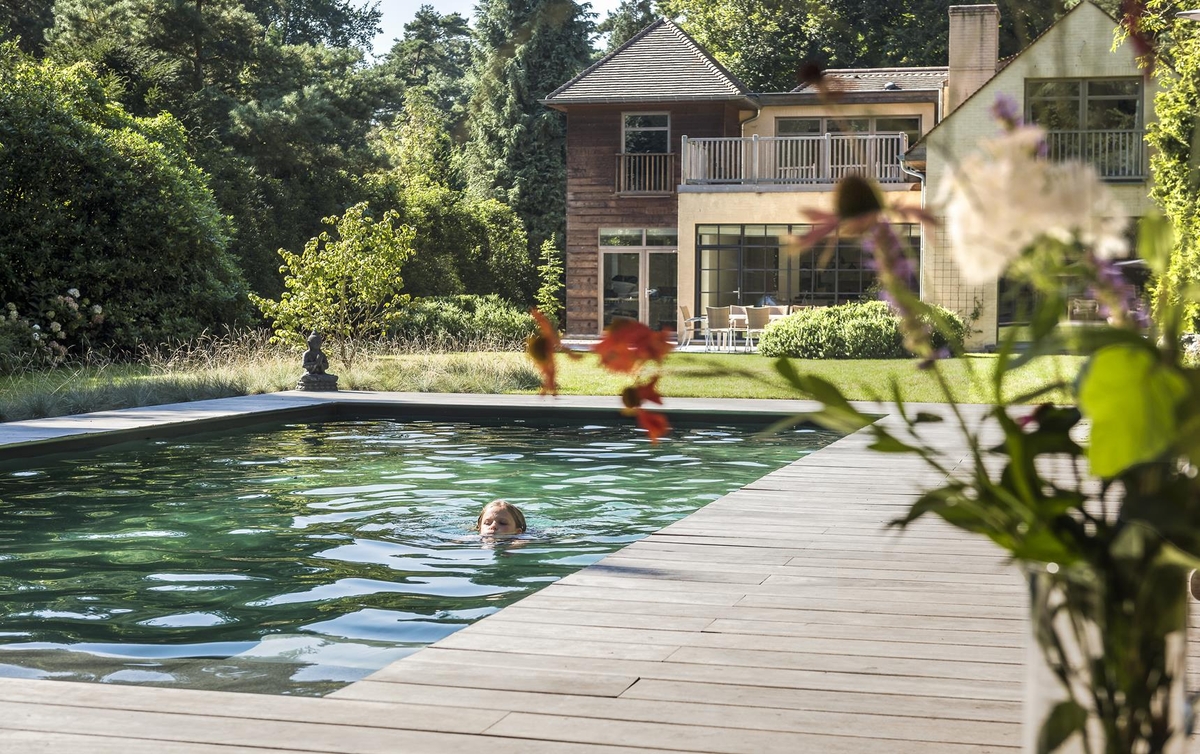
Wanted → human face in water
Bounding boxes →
[479,505,519,536]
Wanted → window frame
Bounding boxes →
[1025,77,1143,132]
[774,115,922,145]
[622,111,672,155]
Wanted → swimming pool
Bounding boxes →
[0,418,839,695]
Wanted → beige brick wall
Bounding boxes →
[923,2,1156,348]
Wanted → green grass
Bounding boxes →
[0,334,1082,423]
[551,352,1083,405]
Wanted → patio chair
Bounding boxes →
[744,306,772,352]
[704,306,732,352]
[729,305,748,348]
[678,304,706,347]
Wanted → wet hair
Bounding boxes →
[475,500,526,533]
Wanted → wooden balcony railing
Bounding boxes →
[680,133,910,187]
[616,152,675,194]
[1044,129,1147,180]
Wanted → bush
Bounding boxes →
[758,300,966,359]
[0,46,250,352]
[389,295,536,350]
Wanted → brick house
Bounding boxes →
[543,2,1150,347]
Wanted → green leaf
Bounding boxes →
[1137,212,1174,277]
[868,429,920,454]
[1037,701,1087,753]
[1077,345,1191,478]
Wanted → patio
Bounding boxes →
[0,392,1196,752]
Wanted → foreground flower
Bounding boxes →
[940,122,1128,285]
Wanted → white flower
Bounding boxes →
[50,321,61,333]
[91,304,102,315]
[31,332,40,341]
[939,125,1128,285]
[31,324,40,331]
[67,288,80,298]
[5,303,14,312]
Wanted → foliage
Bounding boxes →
[389,294,537,350]
[378,6,472,128]
[253,202,414,368]
[1147,5,1200,331]
[0,46,250,352]
[0,289,106,373]
[597,0,657,52]
[461,0,594,256]
[45,0,402,296]
[535,236,565,326]
[656,0,1070,91]
[758,301,966,359]
[0,0,54,54]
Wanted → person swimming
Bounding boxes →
[476,500,526,537]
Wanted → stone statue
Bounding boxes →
[297,331,338,391]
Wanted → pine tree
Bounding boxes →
[461,0,593,259]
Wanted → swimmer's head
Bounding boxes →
[476,500,526,536]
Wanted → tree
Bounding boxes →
[380,6,472,127]
[461,0,594,258]
[535,235,565,325]
[1146,4,1200,329]
[0,0,55,55]
[0,44,249,351]
[656,0,1070,92]
[242,0,382,49]
[253,202,415,367]
[597,0,656,53]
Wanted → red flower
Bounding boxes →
[621,375,664,410]
[592,318,673,374]
[634,408,671,443]
[527,308,562,395]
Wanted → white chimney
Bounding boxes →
[947,4,1000,112]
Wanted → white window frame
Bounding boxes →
[622,112,672,154]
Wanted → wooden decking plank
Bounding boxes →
[482,712,1017,753]
[331,682,1018,746]
[392,648,1023,702]
[0,730,314,754]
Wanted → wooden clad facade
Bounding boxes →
[562,102,743,335]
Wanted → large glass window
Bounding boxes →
[623,113,670,154]
[776,116,922,145]
[696,223,920,310]
[1027,78,1141,131]
[600,228,678,330]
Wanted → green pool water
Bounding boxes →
[0,417,838,695]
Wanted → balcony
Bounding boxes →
[680,134,911,189]
[1044,129,1147,181]
[616,152,676,195]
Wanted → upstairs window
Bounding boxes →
[776,116,922,145]
[1027,79,1142,132]
[624,113,670,154]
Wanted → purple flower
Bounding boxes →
[991,94,1023,130]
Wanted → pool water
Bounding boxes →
[0,418,838,695]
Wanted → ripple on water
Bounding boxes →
[0,418,840,695]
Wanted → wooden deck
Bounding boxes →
[0,393,1196,752]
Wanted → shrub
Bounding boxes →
[0,46,250,352]
[758,300,966,359]
[389,295,536,350]
[0,288,106,373]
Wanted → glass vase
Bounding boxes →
[1023,563,1188,754]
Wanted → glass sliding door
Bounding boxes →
[599,228,679,332]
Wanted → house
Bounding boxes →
[542,2,1151,347]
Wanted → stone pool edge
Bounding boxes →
[0,390,856,463]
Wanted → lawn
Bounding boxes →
[0,348,1083,423]
[552,352,1083,405]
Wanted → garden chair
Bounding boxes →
[729,304,748,348]
[744,306,772,352]
[704,306,732,352]
[678,304,706,347]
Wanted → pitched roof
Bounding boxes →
[792,67,948,94]
[543,19,748,105]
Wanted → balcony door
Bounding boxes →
[599,228,678,332]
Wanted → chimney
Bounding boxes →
[947,4,1000,112]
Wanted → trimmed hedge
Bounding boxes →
[757,300,966,359]
[389,295,536,350]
